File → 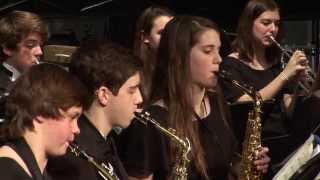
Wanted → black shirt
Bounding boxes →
[0,63,13,96]
[0,157,34,180]
[47,114,128,180]
[291,90,320,145]
[117,93,238,179]
[220,56,296,166]
[0,138,50,180]
[0,63,12,121]
[220,56,291,136]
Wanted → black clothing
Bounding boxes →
[220,57,296,167]
[0,63,13,96]
[47,115,128,180]
[0,63,13,120]
[220,57,291,134]
[0,157,33,180]
[0,138,49,180]
[291,90,320,145]
[118,93,238,179]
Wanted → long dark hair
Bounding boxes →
[150,15,220,179]
[133,6,174,105]
[232,0,281,63]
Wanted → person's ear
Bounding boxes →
[2,46,14,57]
[96,86,113,106]
[141,30,150,44]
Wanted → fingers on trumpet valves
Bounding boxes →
[291,50,309,67]
[299,58,309,66]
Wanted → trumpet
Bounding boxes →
[68,143,119,180]
[269,35,316,93]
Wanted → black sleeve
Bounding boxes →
[291,95,320,142]
[219,57,247,103]
[117,105,170,178]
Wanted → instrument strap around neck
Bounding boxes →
[7,138,44,180]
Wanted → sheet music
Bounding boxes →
[273,134,319,180]
[315,171,320,180]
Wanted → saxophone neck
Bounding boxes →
[219,70,259,100]
[68,143,119,180]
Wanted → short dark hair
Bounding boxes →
[0,10,49,60]
[69,42,143,107]
[0,63,88,141]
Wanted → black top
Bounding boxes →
[0,138,50,180]
[220,56,296,166]
[0,63,13,120]
[0,63,13,96]
[0,157,33,180]
[220,57,293,135]
[117,93,238,180]
[291,90,320,146]
[47,115,128,180]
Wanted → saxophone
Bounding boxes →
[219,70,263,180]
[134,112,191,180]
[68,143,119,180]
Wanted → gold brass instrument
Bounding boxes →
[219,70,263,180]
[68,143,119,180]
[269,35,316,93]
[134,112,191,180]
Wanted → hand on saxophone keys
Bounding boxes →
[254,147,270,174]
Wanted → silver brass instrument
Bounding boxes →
[68,143,119,180]
[134,111,191,180]
[269,35,316,93]
[219,70,263,180]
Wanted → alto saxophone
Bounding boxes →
[68,143,119,180]
[134,112,191,180]
[219,70,263,180]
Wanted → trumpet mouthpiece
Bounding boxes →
[268,35,277,43]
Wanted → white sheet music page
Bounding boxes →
[273,134,320,180]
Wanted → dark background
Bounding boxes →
[1,0,320,67]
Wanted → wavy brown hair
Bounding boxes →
[0,10,49,61]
